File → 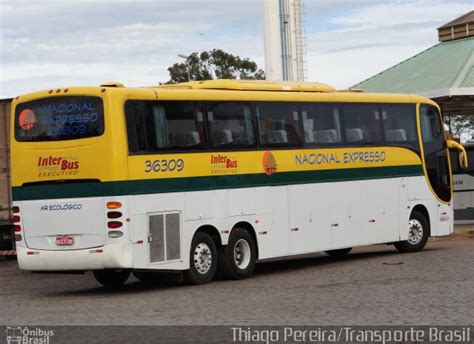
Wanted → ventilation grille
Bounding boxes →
[165,213,180,260]
[149,212,181,263]
[149,214,165,263]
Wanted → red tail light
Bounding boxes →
[13,206,20,213]
[107,211,122,219]
[14,225,21,232]
[13,215,20,223]
[107,221,123,229]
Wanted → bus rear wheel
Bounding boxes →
[218,228,257,280]
[93,270,130,288]
[325,248,352,257]
[394,210,429,253]
[184,232,217,285]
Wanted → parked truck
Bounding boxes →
[0,98,15,255]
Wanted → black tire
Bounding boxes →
[93,270,130,288]
[184,232,217,285]
[218,228,257,280]
[394,210,429,253]
[325,247,352,257]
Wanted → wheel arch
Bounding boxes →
[231,221,259,260]
[195,224,222,248]
[411,204,431,236]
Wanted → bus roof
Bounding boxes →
[13,80,439,109]
[150,79,338,93]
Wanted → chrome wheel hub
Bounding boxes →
[408,219,423,245]
[234,239,251,270]
[193,243,212,274]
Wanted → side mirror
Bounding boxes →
[447,140,469,169]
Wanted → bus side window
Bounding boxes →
[341,104,383,145]
[125,100,157,153]
[256,102,303,147]
[381,104,418,152]
[163,102,207,150]
[302,103,342,146]
[125,100,207,154]
[206,102,256,149]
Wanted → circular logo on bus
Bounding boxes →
[262,151,277,176]
[19,108,36,130]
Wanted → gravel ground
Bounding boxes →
[0,238,473,326]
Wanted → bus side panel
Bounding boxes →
[364,178,400,245]
[437,203,453,236]
[407,176,440,236]
[130,213,148,269]
[130,192,187,270]
[288,177,403,254]
[128,186,292,269]
[288,183,332,254]
[185,191,215,220]
[453,173,474,224]
[330,181,367,249]
[255,186,290,259]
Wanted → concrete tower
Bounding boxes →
[262,0,305,81]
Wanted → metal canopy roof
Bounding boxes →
[352,36,474,116]
[353,36,474,94]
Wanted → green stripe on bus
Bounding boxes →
[12,165,423,201]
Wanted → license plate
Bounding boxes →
[56,236,74,246]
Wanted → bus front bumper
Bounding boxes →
[16,242,133,271]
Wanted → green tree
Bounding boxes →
[444,114,474,140]
[167,49,265,84]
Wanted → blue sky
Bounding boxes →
[0,0,473,98]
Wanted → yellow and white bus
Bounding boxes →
[10,80,468,287]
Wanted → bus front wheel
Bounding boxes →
[93,269,130,288]
[394,210,429,253]
[185,232,217,285]
[218,228,257,280]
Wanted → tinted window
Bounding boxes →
[206,102,255,149]
[15,96,104,141]
[125,101,206,154]
[381,104,419,151]
[301,103,342,145]
[256,102,303,147]
[341,104,382,144]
